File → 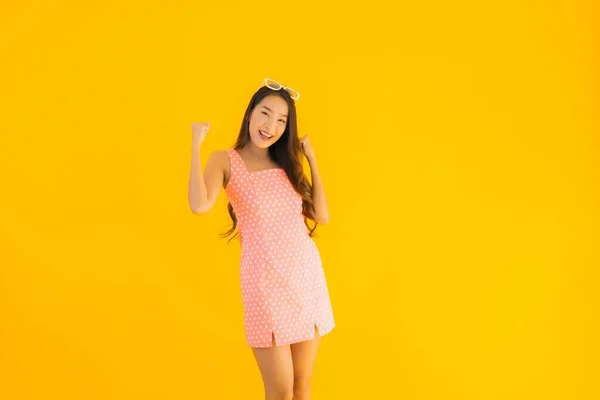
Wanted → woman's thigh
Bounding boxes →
[251,333,294,398]
[290,325,322,394]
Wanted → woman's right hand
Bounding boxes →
[191,122,210,148]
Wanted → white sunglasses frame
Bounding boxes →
[259,78,300,101]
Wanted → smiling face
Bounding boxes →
[248,95,289,148]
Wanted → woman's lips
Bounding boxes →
[259,130,273,140]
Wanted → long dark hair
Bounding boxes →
[220,85,318,243]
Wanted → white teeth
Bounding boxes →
[260,130,272,138]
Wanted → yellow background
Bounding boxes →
[1,1,598,399]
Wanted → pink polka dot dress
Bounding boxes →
[224,148,336,348]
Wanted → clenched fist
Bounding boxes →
[191,122,210,148]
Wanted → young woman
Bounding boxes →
[188,78,335,400]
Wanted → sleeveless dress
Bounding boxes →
[224,148,336,348]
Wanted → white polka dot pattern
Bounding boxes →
[224,148,336,348]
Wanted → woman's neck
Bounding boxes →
[243,143,270,160]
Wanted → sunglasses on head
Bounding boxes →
[259,78,300,101]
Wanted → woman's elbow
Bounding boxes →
[314,215,330,224]
[190,204,210,215]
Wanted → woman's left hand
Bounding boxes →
[299,135,316,160]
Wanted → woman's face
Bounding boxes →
[248,95,289,148]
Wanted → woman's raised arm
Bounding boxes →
[188,122,225,214]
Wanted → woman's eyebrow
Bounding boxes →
[262,106,288,118]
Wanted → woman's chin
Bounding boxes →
[253,136,274,147]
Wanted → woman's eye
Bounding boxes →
[279,119,286,123]
[261,111,268,116]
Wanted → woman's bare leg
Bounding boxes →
[290,325,322,400]
[251,333,295,400]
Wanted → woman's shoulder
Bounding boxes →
[208,149,230,168]
[211,148,230,157]
[209,149,232,187]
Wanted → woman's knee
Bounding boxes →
[293,375,313,398]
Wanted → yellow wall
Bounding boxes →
[1,1,598,399]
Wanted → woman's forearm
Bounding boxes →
[188,146,209,213]
[307,156,329,224]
